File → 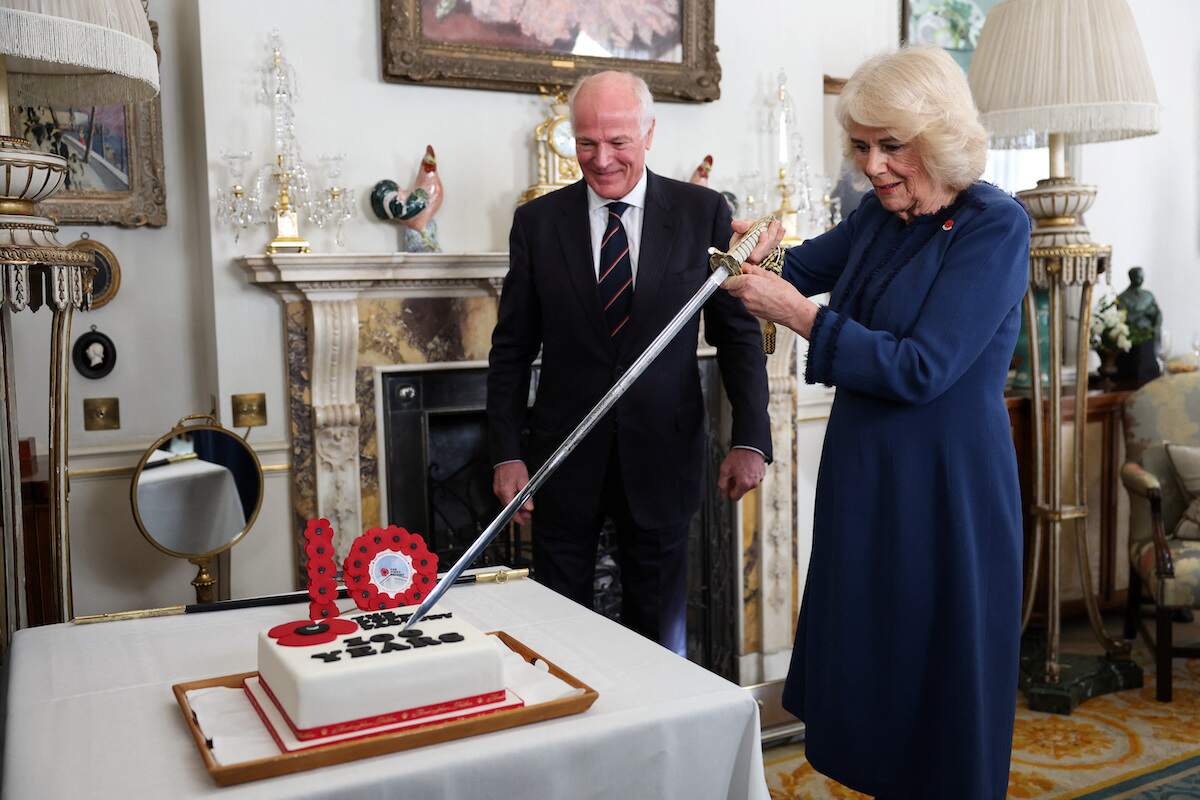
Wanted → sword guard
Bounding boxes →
[709,215,777,277]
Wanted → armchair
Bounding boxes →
[1121,372,1200,701]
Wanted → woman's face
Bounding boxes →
[847,123,947,220]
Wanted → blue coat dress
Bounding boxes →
[780,181,1029,799]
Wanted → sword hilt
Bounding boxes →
[707,215,777,277]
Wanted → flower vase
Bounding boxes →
[1099,349,1120,384]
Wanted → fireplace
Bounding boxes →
[378,359,739,680]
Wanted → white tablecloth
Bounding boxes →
[3,579,768,799]
[136,458,246,554]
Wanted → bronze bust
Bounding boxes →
[1116,266,1162,347]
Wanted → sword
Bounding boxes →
[400,216,776,632]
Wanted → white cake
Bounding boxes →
[256,607,505,739]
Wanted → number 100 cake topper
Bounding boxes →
[304,519,439,620]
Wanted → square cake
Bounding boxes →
[257,608,506,739]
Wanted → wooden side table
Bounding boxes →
[1007,386,1133,619]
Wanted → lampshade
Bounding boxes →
[0,0,159,106]
[968,0,1159,148]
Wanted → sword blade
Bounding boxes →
[401,265,732,631]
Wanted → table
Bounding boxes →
[3,579,768,799]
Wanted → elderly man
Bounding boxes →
[486,71,771,654]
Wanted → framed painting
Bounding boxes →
[9,15,166,227]
[901,0,1004,73]
[381,0,721,102]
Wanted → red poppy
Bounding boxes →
[308,600,340,622]
[267,617,358,647]
[942,219,954,231]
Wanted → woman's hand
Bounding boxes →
[729,218,784,265]
[723,263,820,339]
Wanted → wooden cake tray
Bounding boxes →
[173,631,598,786]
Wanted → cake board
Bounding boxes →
[172,631,598,786]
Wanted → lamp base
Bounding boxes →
[1019,635,1143,715]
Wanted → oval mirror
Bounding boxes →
[131,415,264,603]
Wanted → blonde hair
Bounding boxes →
[837,47,987,192]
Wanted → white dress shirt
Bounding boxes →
[587,169,647,285]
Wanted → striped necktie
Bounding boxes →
[599,201,634,338]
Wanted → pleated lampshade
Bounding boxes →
[0,0,159,106]
[968,0,1159,148]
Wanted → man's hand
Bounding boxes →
[493,461,534,525]
[718,448,767,501]
[729,218,784,265]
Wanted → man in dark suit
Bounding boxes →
[487,71,771,655]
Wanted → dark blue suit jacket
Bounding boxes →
[486,170,771,529]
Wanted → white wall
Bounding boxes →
[1083,1,1200,360]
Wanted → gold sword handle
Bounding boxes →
[707,215,777,277]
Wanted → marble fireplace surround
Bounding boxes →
[239,251,804,687]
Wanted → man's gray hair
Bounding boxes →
[567,71,655,136]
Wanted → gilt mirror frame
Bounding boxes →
[381,0,722,102]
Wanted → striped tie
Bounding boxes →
[599,201,634,338]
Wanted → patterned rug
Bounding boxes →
[764,657,1200,799]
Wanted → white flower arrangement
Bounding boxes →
[1090,288,1132,353]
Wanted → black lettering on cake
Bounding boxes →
[370,633,394,643]
[311,651,342,663]
[381,641,410,653]
[347,645,377,658]
[437,632,465,643]
[408,636,442,648]
[343,636,370,648]
[396,629,423,639]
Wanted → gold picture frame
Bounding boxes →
[8,18,166,227]
[381,0,721,102]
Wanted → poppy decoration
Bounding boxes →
[267,617,358,647]
[342,526,438,612]
[304,518,341,621]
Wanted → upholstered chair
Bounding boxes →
[1121,371,1200,701]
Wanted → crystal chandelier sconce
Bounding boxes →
[215,150,255,242]
[767,70,809,245]
[309,154,355,247]
[214,31,313,253]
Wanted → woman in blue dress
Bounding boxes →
[725,47,1029,799]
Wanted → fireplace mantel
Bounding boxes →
[240,251,510,301]
[238,251,510,557]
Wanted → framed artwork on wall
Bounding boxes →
[901,0,1004,72]
[381,0,721,102]
[9,13,166,227]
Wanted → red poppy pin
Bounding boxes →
[942,219,954,231]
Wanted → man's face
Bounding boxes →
[573,80,654,199]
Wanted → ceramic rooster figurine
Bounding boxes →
[370,144,443,252]
[689,154,713,186]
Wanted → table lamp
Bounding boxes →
[969,0,1159,712]
[0,0,159,645]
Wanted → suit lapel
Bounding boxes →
[622,170,677,357]
[555,181,610,347]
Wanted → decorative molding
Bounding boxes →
[308,298,362,557]
[240,252,510,303]
[758,328,798,656]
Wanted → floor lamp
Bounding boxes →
[0,0,159,647]
[969,0,1160,713]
